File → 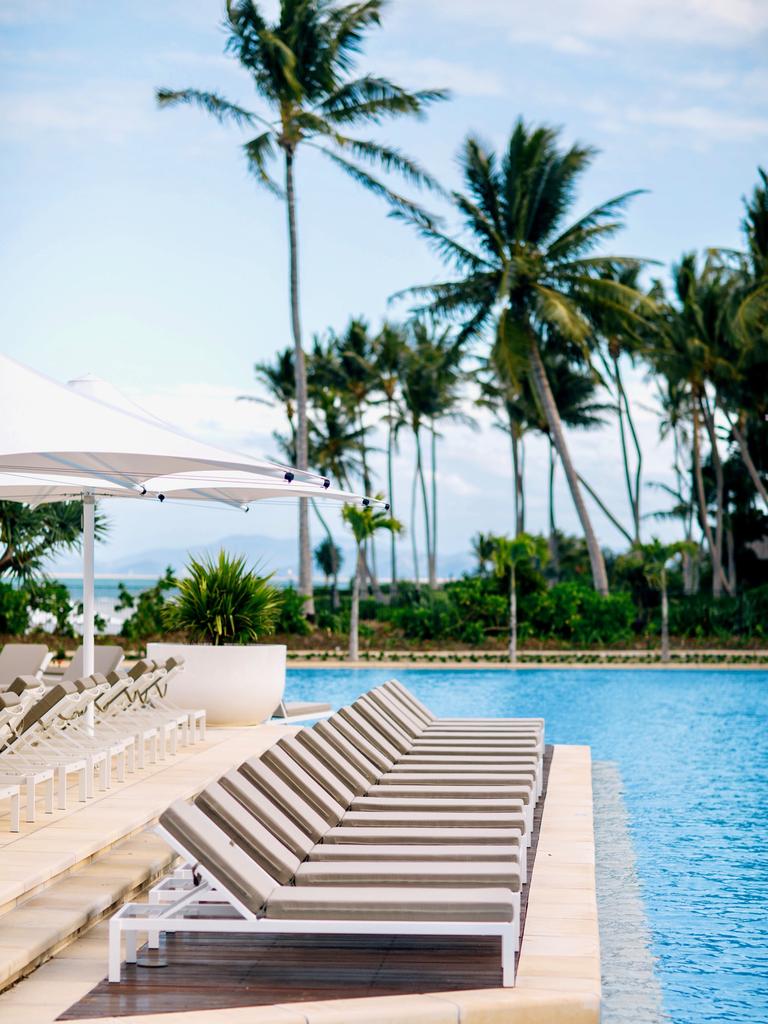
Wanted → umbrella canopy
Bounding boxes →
[0,358,377,723]
[0,354,324,486]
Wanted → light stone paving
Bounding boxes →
[0,724,295,994]
[0,744,600,1024]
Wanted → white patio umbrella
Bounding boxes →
[0,358,373,721]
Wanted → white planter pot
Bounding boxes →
[147,643,286,727]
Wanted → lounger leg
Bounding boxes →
[199,716,206,741]
[78,766,87,803]
[45,775,54,814]
[26,778,37,822]
[116,749,126,783]
[501,928,516,987]
[10,791,20,832]
[149,733,157,764]
[169,726,177,757]
[125,929,137,965]
[109,919,122,983]
[512,892,521,951]
[85,758,94,800]
[58,766,69,809]
[100,756,110,791]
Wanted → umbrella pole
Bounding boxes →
[83,494,95,735]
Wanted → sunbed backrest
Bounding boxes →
[338,706,401,762]
[327,713,393,773]
[219,769,314,859]
[262,744,346,825]
[0,644,49,690]
[297,728,369,795]
[62,645,124,682]
[354,695,413,753]
[384,680,435,723]
[6,676,43,695]
[195,782,301,884]
[370,688,426,738]
[159,800,277,914]
[238,758,329,842]
[276,735,356,806]
[17,682,77,737]
[313,719,381,783]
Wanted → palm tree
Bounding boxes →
[157,0,446,615]
[371,322,407,594]
[342,500,401,660]
[590,263,651,543]
[651,254,736,597]
[471,531,496,575]
[396,120,650,595]
[239,347,297,455]
[490,532,548,663]
[635,539,696,661]
[314,535,343,610]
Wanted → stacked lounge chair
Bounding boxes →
[109,680,545,988]
[0,656,206,829]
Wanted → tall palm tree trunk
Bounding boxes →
[509,562,517,663]
[701,397,728,595]
[311,499,339,610]
[429,424,438,588]
[510,432,524,536]
[528,335,609,595]
[660,569,669,663]
[615,360,641,542]
[284,148,314,617]
[387,408,398,598]
[692,399,730,598]
[548,440,559,578]
[415,429,434,588]
[410,448,420,590]
[730,415,768,511]
[348,546,362,660]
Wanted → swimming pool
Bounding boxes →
[285,668,768,1024]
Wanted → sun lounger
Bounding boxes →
[44,644,124,683]
[272,699,333,723]
[108,798,519,986]
[0,782,20,831]
[0,644,50,691]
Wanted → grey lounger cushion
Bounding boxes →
[367,783,533,802]
[350,796,525,814]
[305,826,526,845]
[264,885,517,922]
[307,842,521,862]
[293,859,521,892]
[339,810,527,831]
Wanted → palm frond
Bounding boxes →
[319,75,448,123]
[243,131,283,196]
[155,88,258,127]
[316,146,436,227]
[334,136,444,193]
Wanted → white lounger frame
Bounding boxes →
[108,825,518,987]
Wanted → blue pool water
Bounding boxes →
[285,668,768,1024]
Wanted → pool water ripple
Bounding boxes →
[285,667,768,1024]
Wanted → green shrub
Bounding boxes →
[119,568,177,642]
[276,587,311,636]
[526,582,635,645]
[164,551,283,645]
[0,582,30,634]
[26,578,75,636]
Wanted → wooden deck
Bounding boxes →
[59,749,551,1020]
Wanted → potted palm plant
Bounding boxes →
[148,551,286,726]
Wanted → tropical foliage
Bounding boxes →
[164,551,283,645]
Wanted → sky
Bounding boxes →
[1,0,766,576]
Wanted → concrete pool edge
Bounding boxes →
[19,744,599,1024]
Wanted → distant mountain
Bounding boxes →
[47,533,474,580]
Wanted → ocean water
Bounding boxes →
[284,667,768,1024]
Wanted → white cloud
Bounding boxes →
[0,83,156,143]
[411,0,768,49]
[374,54,506,98]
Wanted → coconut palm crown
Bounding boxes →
[396,119,650,594]
[157,0,447,615]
